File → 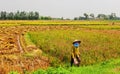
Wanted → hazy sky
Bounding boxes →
[0,0,120,18]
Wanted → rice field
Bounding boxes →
[0,20,120,74]
[27,28,120,66]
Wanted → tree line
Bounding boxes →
[0,11,120,20]
[0,11,64,20]
[0,11,39,20]
[74,13,120,20]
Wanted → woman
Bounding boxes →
[71,40,81,66]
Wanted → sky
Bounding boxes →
[0,0,120,19]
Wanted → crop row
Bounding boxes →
[0,20,117,26]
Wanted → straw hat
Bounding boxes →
[73,40,81,44]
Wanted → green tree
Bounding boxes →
[28,11,34,20]
[61,17,64,20]
[97,14,107,20]
[20,11,28,20]
[34,12,39,20]
[0,11,7,20]
[79,16,85,20]
[7,12,14,20]
[109,13,117,20]
[14,11,20,20]
[84,13,89,20]
[74,17,78,20]
[90,13,95,19]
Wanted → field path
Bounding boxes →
[17,35,24,53]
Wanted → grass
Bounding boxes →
[24,33,35,46]
[32,59,120,74]
[10,58,120,74]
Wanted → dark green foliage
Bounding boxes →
[74,13,119,20]
[9,59,120,74]
[32,59,120,74]
[0,11,7,20]
[0,11,39,20]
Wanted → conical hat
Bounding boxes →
[73,40,81,44]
